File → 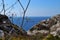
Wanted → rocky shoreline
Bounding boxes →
[0,14,60,37]
[0,14,60,40]
[27,14,60,37]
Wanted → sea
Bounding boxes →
[9,17,50,31]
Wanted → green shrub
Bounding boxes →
[43,34,54,40]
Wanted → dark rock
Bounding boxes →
[0,14,27,36]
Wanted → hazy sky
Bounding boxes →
[0,0,60,17]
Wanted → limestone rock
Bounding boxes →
[27,14,60,36]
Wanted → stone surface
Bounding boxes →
[27,14,60,37]
[0,14,27,36]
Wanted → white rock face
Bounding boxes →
[50,22,60,32]
[27,30,40,36]
[27,30,49,36]
[56,28,60,35]
[50,22,60,36]
[27,30,36,36]
[50,31,57,36]
[39,30,49,34]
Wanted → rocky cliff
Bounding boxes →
[0,14,27,37]
[27,14,60,37]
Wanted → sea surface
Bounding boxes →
[9,17,50,31]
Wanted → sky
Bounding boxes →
[0,0,60,17]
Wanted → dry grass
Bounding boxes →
[1,35,44,40]
[2,34,60,40]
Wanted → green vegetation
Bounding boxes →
[0,34,60,40]
[43,34,60,40]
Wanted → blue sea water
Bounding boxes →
[9,17,50,31]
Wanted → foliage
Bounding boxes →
[43,34,54,40]
[43,34,60,40]
[1,34,60,40]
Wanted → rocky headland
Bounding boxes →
[27,14,60,37]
